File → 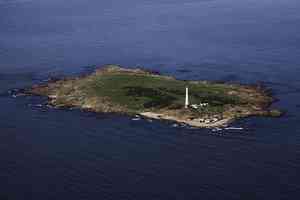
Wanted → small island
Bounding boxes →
[26,65,281,128]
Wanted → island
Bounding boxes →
[26,65,281,128]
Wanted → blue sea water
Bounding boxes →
[1,0,300,199]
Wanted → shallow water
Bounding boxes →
[1,0,300,199]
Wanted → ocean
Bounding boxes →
[1,0,300,199]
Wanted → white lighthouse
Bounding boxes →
[185,87,189,108]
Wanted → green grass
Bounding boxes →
[81,72,244,114]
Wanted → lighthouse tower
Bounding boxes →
[185,87,189,108]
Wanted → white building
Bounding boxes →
[185,87,189,108]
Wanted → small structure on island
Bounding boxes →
[191,104,198,109]
[185,87,189,108]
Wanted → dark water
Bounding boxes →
[1,0,300,199]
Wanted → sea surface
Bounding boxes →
[1,0,300,199]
